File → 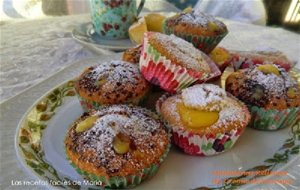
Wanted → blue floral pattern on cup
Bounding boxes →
[90,0,144,39]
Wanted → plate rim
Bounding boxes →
[14,79,76,190]
[14,77,300,190]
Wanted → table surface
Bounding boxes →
[1,1,300,189]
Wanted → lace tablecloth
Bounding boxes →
[0,5,300,190]
[0,14,95,102]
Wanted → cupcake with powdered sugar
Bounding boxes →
[226,64,300,130]
[65,105,170,188]
[75,60,151,111]
[156,84,250,156]
[163,10,228,54]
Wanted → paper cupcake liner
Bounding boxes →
[163,22,228,54]
[67,143,171,189]
[171,125,243,156]
[156,94,245,156]
[248,105,300,131]
[139,32,221,93]
[206,60,231,82]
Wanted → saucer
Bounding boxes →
[72,22,134,52]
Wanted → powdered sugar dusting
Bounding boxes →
[182,84,226,111]
[81,114,118,164]
[215,96,246,128]
[78,60,141,92]
[90,61,139,82]
[245,65,297,97]
[152,33,210,72]
[181,84,245,128]
[70,105,164,170]
[161,85,248,131]
[174,11,226,29]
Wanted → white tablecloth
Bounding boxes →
[0,14,95,102]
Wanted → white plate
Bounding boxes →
[72,22,135,52]
[15,77,300,189]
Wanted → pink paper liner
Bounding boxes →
[196,50,222,83]
[206,58,231,82]
[156,93,248,156]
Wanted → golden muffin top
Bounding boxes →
[147,32,211,73]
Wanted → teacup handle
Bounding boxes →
[137,0,145,16]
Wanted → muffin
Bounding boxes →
[75,60,150,111]
[230,50,295,71]
[65,105,170,188]
[163,10,228,54]
[226,64,300,130]
[139,32,220,93]
[157,84,250,156]
[122,44,142,64]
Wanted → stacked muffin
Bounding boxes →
[163,11,228,53]
[139,32,221,93]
